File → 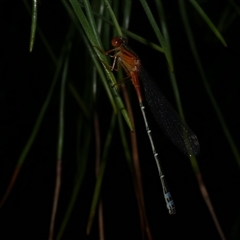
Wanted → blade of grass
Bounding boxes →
[86,112,117,235]
[103,0,123,36]
[180,1,240,169]
[154,0,185,117]
[116,1,153,230]
[48,39,71,240]
[121,0,132,30]
[0,35,69,208]
[67,0,133,130]
[82,0,102,46]
[229,0,240,16]
[55,116,92,240]
[189,0,227,47]
[62,1,114,109]
[139,0,174,71]
[179,2,232,240]
[29,0,37,52]
[68,82,90,119]
[56,38,94,238]
[91,0,105,37]
[93,109,105,239]
[70,4,164,53]
[120,83,153,240]
[123,30,164,53]
[23,0,57,64]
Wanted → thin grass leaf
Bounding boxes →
[93,111,104,239]
[23,0,57,63]
[68,82,90,119]
[229,0,240,16]
[69,2,163,53]
[117,111,132,169]
[55,38,95,239]
[68,0,96,45]
[82,0,102,46]
[120,83,153,240]
[179,2,231,239]
[189,0,227,47]
[56,117,92,240]
[67,0,133,130]
[217,4,232,32]
[29,0,37,52]
[139,0,174,71]
[123,30,164,53]
[98,4,111,46]
[0,36,69,208]
[103,0,123,36]
[74,4,163,53]
[92,0,105,35]
[86,112,117,235]
[121,0,132,29]
[180,1,240,168]
[56,45,94,238]
[154,0,185,118]
[48,40,71,240]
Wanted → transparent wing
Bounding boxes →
[139,67,200,157]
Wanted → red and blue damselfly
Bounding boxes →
[101,37,200,214]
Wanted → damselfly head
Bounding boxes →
[111,36,128,47]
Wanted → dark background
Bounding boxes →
[1,0,240,239]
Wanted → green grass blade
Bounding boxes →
[121,0,132,29]
[49,40,71,240]
[68,82,90,119]
[66,0,133,130]
[154,0,185,116]
[180,1,240,168]
[139,0,174,71]
[29,0,37,52]
[103,0,123,36]
[0,35,69,207]
[16,46,67,166]
[179,2,236,239]
[23,0,57,63]
[56,117,92,240]
[229,0,240,16]
[86,112,116,235]
[189,0,227,47]
[82,0,102,46]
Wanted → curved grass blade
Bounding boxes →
[103,0,123,36]
[120,83,153,240]
[179,2,232,239]
[121,0,132,30]
[48,41,71,240]
[72,5,164,53]
[180,1,240,168]
[0,38,68,208]
[189,0,227,47]
[24,0,57,63]
[29,0,37,52]
[82,0,102,46]
[154,0,185,118]
[67,0,133,131]
[86,112,116,235]
[68,82,90,119]
[229,0,240,16]
[55,117,92,240]
[139,0,174,71]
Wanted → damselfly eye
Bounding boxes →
[111,37,127,47]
